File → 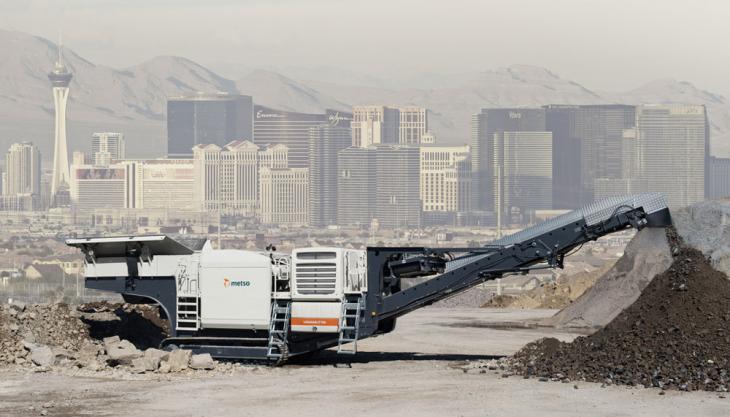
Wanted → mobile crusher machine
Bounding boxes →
[66,193,671,364]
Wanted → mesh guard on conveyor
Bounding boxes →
[446,193,669,271]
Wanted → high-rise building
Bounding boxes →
[130,159,195,210]
[374,145,421,229]
[545,105,635,208]
[69,163,130,211]
[709,157,730,200]
[48,43,73,204]
[399,107,428,145]
[351,106,428,147]
[257,143,289,170]
[253,106,351,169]
[421,131,436,144]
[192,141,260,216]
[351,106,400,147]
[336,145,421,228]
[92,132,125,166]
[258,167,309,226]
[420,145,471,213]
[308,125,352,227]
[493,131,553,223]
[4,142,41,197]
[337,147,377,226]
[592,127,648,200]
[1,142,41,211]
[634,105,708,207]
[167,93,253,158]
[69,157,195,213]
[471,108,546,212]
[72,151,86,167]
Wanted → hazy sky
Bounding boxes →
[2,0,729,94]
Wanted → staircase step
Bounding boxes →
[337,298,362,355]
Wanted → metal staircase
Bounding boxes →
[337,297,362,354]
[175,256,200,332]
[267,302,291,360]
[176,296,200,331]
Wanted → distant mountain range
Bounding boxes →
[1,29,728,163]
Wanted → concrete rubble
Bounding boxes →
[0,302,220,375]
[190,353,216,370]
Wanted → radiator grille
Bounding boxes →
[295,262,337,295]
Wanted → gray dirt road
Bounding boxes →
[1,308,727,417]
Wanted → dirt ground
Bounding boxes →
[0,308,726,417]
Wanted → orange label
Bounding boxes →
[290,317,339,327]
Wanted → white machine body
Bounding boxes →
[198,249,272,330]
[75,237,367,334]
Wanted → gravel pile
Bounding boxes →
[511,228,730,392]
[543,227,673,329]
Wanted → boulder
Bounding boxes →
[190,353,215,370]
[144,348,169,362]
[30,346,54,367]
[106,339,142,365]
[9,302,26,313]
[158,360,171,374]
[102,336,120,351]
[165,349,192,372]
[78,343,102,359]
[131,356,161,373]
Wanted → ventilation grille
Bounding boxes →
[295,262,337,295]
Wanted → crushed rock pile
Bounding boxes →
[543,227,673,329]
[482,262,614,309]
[0,302,218,374]
[511,229,730,392]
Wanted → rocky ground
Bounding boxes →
[510,228,730,392]
[1,308,727,417]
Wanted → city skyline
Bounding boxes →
[3,26,730,166]
[0,12,724,230]
[1,68,718,223]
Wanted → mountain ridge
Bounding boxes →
[0,28,728,161]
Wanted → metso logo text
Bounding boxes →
[224,278,250,288]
